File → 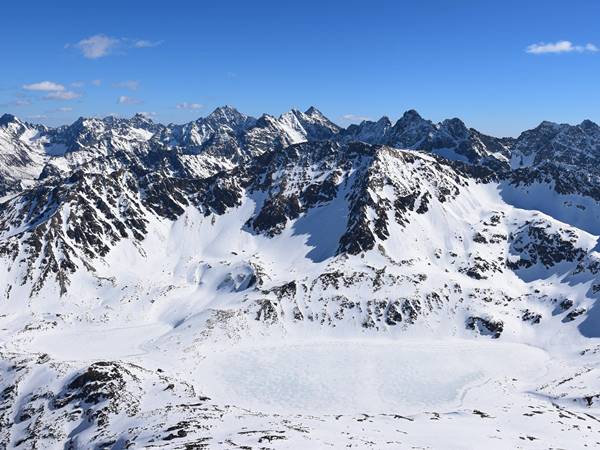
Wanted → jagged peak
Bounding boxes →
[207,105,244,119]
[400,109,424,121]
[0,113,20,126]
[518,119,600,141]
[442,117,466,127]
[376,116,392,125]
[537,120,561,130]
[512,121,560,142]
[0,113,38,132]
[303,107,336,125]
[285,107,337,125]
[254,113,278,126]
[72,115,91,124]
[283,108,303,118]
[204,105,256,130]
[440,117,469,136]
[67,116,104,131]
[579,119,599,132]
[304,106,321,116]
[344,116,392,133]
[393,109,432,131]
[277,108,340,141]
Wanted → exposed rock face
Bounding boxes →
[507,220,586,270]
[466,316,504,338]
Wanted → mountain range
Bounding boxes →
[1,106,600,449]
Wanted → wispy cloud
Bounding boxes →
[341,114,371,123]
[133,39,163,48]
[176,102,203,110]
[67,35,163,59]
[28,114,48,120]
[91,79,102,86]
[70,34,120,59]
[137,111,157,118]
[13,99,31,107]
[0,98,31,108]
[44,91,81,100]
[118,95,143,105]
[53,107,73,112]
[526,40,599,54]
[22,81,65,91]
[113,80,140,91]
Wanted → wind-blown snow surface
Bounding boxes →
[1,108,600,449]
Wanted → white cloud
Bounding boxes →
[586,43,600,52]
[176,102,203,110]
[72,34,120,59]
[133,39,163,48]
[91,79,102,86]
[28,114,47,120]
[113,80,140,90]
[526,40,599,54]
[68,35,162,59]
[44,91,81,100]
[22,81,65,91]
[22,81,79,101]
[341,114,371,123]
[137,111,157,118]
[71,81,85,88]
[118,95,143,105]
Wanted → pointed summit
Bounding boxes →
[205,105,255,130]
[304,106,323,117]
[537,120,561,130]
[392,109,432,136]
[207,105,243,120]
[0,113,18,126]
[400,109,424,122]
[376,116,393,127]
[441,117,469,139]
[580,119,599,132]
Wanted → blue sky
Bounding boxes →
[1,0,599,136]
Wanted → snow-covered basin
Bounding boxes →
[11,327,549,415]
[195,339,549,415]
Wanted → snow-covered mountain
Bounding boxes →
[339,109,514,169]
[0,114,47,196]
[1,106,600,449]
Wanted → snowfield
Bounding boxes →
[9,322,172,361]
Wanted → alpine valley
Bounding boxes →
[1,106,600,449]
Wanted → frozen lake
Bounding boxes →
[195,339,549,414]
